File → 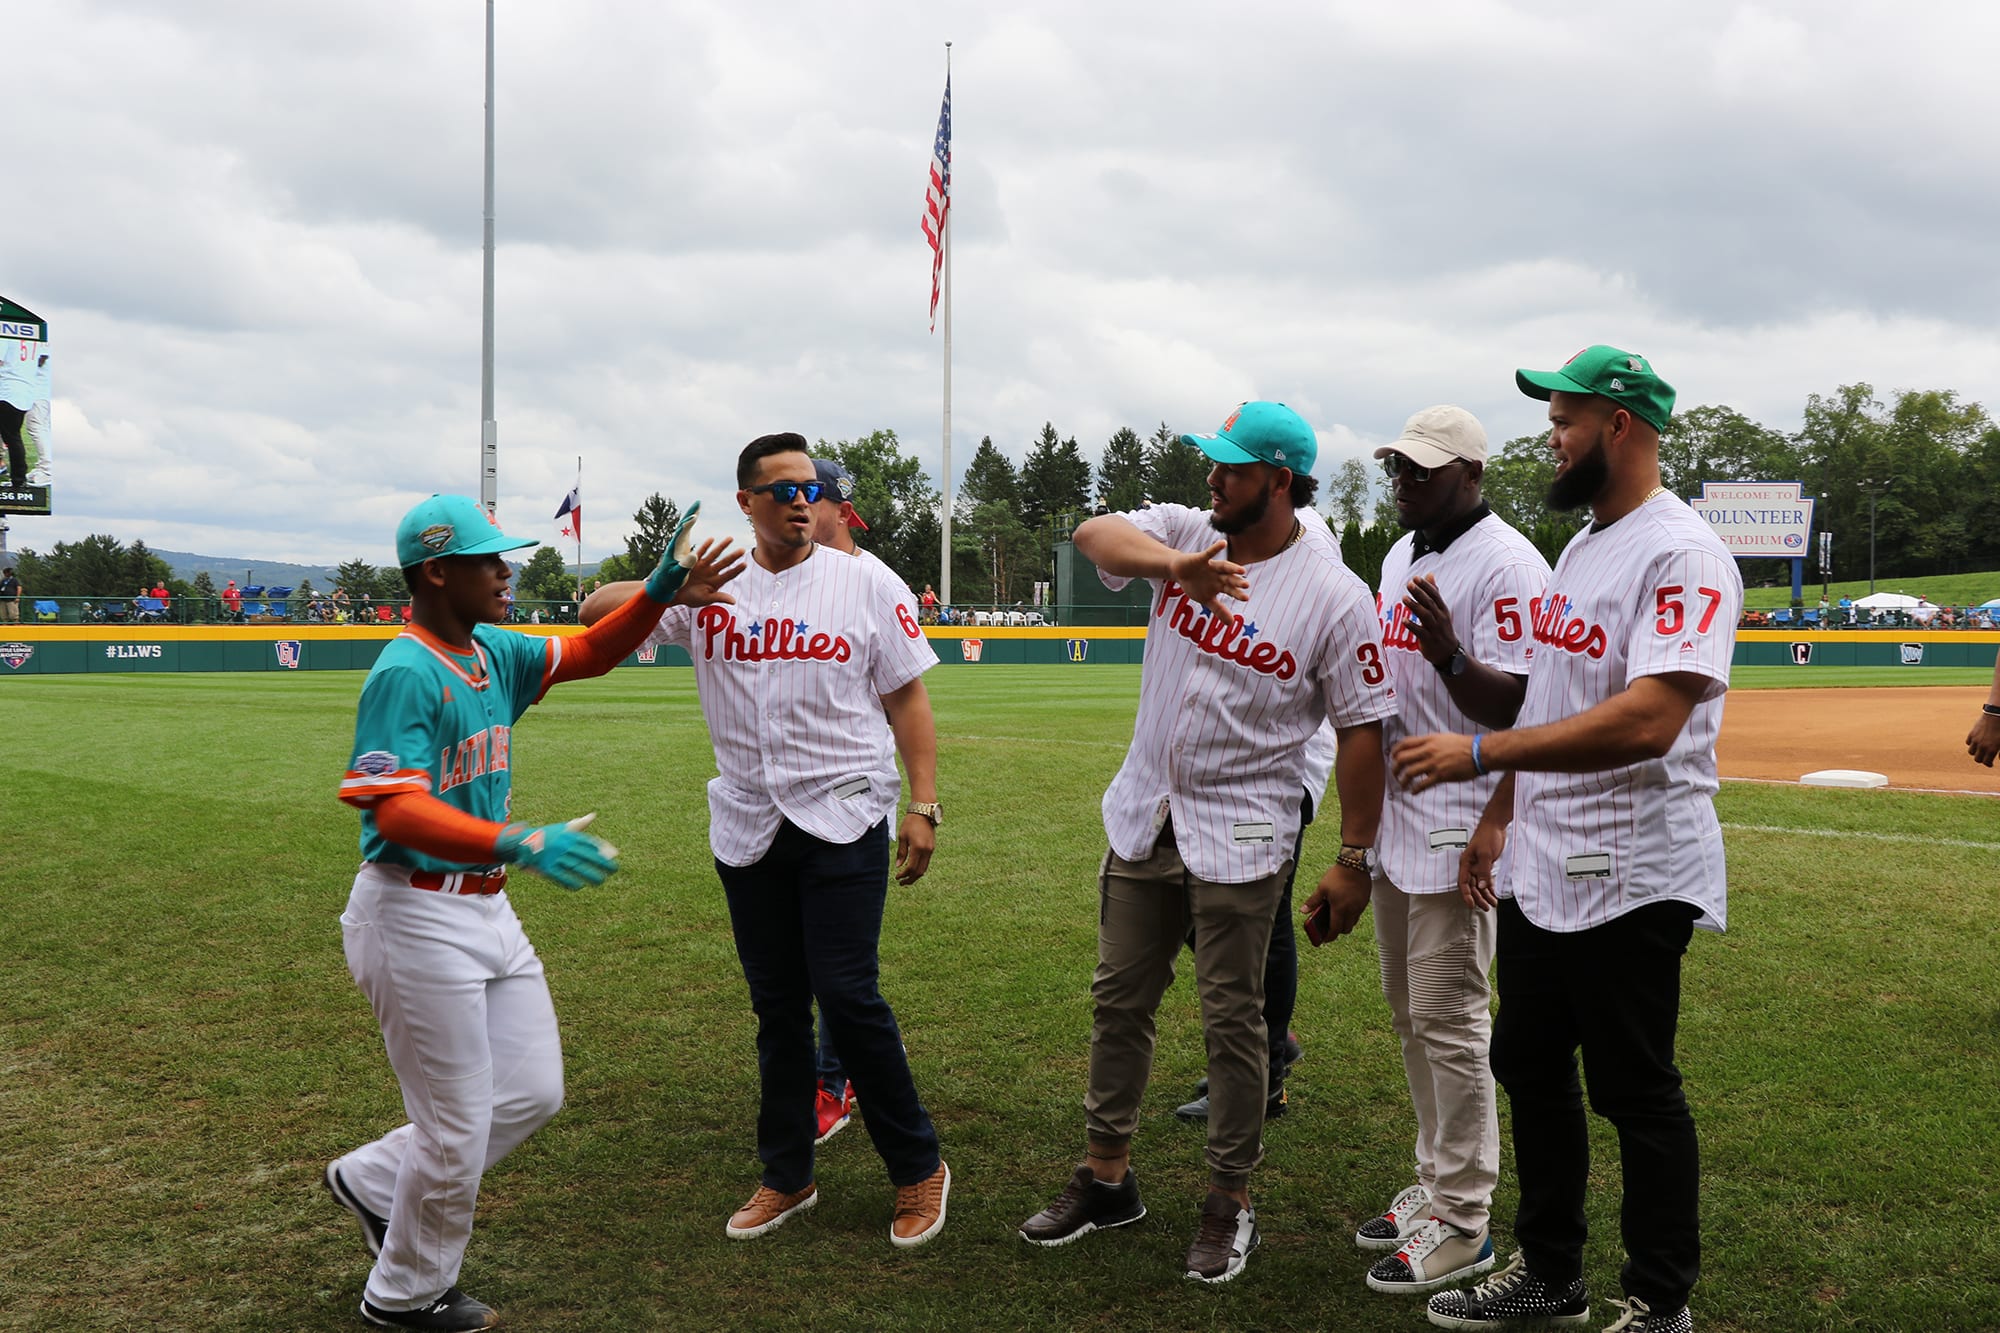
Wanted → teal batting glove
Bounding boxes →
[645,500,702,603]
[496,816,620,890]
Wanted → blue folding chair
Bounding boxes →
[268,586,293,618]
[33,599,59,622]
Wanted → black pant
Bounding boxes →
[0,402,25,489]
[715,818,941,1194]
[1490,897,1701,1310]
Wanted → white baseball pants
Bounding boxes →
[1371,875,1500,1233]
[334,864,565,1311]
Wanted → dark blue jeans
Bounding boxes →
[716,818,939,1192]
[815,1012,845,1098]
[1491,897,1701,1310]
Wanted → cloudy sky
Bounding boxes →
[8,0,1999,567]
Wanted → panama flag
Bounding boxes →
[554,485,581,542]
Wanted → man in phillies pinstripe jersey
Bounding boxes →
[329,493,742,1331]
[582,433,950,1249]
[1018,401,1396,1285]
[1392,349,1742,1333]
[1357,406,1551,1299]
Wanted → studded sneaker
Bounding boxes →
[1184,1190,1259,1284]
[359,1287,499,1331]
[1366,1217,1497,1294]
[725,1183,818,1240]
[1019,1165,1146,1245]
[1426,1251,1591,1329]
[1355,1181,1432,1251]
[1602,1296,1693,1332]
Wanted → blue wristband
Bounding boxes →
[1471,734,1488,777]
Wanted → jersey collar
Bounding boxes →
[402,624,493,689]
[1412,502,1491,559]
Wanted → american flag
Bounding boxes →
[554,485,581,542]
[922,75,951,331]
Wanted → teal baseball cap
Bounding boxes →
[1516,345,1676,431]
[1181,401,1318,477]
[395,494,539,568]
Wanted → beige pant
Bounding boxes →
[1084,825,1288,1192]
[1373,875,1500,1232]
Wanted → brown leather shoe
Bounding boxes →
[725,1183,817,1240]
[889,1161,951,1248]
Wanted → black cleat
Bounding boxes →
[324,1164,388,1258]
[361,1287,500,1331]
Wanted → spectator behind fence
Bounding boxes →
[223,580,243,620]
[0,566,20,622]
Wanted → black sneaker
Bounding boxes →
[1426,1252,1590,1328]
[1184,1189,1258,1284]
[324,1163,388,1258]
[1281,1030,1304,1069]
[1019,1165,1147,1246]
[1602,1297,1693,1332]
[360,1287,499,1331]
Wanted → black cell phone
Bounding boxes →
[1304,900,1333,948]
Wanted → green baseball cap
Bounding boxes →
[395,494,539,568]
[1181,400,1318,477]
[1515,345,1676,431]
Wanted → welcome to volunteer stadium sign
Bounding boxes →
[1689,480,1818,601]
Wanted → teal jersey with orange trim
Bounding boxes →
[339,623,561,872]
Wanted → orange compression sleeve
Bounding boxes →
[547,585,667,685]
[373,792,508,864]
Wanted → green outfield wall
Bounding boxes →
[0,625,1989,676]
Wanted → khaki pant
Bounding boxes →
[1372,875,1500,1232]
[1085,825,1289,1192]
[0,599,16,622]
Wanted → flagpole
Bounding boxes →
[938,41,953,608]
[478,0,498,517]
[573,455,582,597]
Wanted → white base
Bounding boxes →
[1800,769,1889,788]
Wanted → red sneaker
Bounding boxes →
[814,1082,855,1145]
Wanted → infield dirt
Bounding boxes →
[1719,685,2000,793]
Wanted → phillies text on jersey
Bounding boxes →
[649,543,936,865]
[1376,511,1551,896]
[1504,494,1743,932]
[1099,505,1397,884]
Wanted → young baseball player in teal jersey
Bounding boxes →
[326,494,742,1332]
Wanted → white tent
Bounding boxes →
[1853,592,1921,609]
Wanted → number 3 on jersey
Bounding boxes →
[1356,641,1386,685]
[1655,585,1723,636]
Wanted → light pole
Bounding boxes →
[1860,477,1885,595]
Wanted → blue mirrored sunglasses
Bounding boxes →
[747,480,825,503]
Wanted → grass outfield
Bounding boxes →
[3,667,1997,1332]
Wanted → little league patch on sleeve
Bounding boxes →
[354,750,400,777]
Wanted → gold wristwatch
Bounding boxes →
[906,802,943,827]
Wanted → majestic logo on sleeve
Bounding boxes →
[1531,591,1608,659]
[696,605,852,663]
[1154,580,1297,679]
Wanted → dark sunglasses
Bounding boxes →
[746,480,825,503]
[1380,454,1462,483]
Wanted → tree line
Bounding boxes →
[15,381,1990,610]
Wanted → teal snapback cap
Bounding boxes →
[1180,400,1319,477]
[395,494,539,568]
[1515,345,1676,431]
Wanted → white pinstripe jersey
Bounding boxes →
[1099,505,1397,884]
[1376,511,1551,895]
[1503,494,1742,932]
[647,543,937,866]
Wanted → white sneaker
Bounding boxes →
[1366,1216,1497,1293]
[1355,1181,1432,1250]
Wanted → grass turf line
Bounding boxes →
[0,667,1996,1331]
